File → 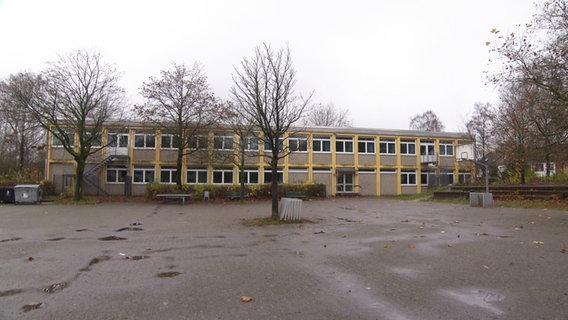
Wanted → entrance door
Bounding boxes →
[337,173,354,193]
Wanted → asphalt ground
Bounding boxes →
[0,198,567,320]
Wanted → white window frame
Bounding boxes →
[264,137,284,152]
[439,141,454,156]
[212,169,234,184]
[134,132,156,149]
[358,137,375,154]
[160,134,179,150]
[213,133,234,151]
[312,135,331,153]
[379,138,396,154]
[106,166,128,183]
[160,167,178,184]
[401,169,417,185]
[335,137,354,153]
[133,167,155,184]
[263,169,284,184]
[243,134,259,151]
[241,169,259,184]
[187,168,208,184]
[188,135,209,150]
[288,135,308,152]
[400,139,416,155]
[52,129,75,148]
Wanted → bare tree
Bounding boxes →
[26,49,125,200]
[0,72,45,174]
[303,102,352,127]
[135,63,220,187]
[231,44,312,218]
[409,110,445,132]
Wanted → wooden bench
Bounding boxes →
[156,193,193,205]
[227,191,248,200]
[285,190,307,199]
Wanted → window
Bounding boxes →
[188,135,208,150]
[264,169,283,184]
[242,134,259,151]
[288,135,308,152]
[133,167,155,183]
[160,167,178,184]
[241,169,259,184]
[161,134,180,149]
[213,169,233,184]
[264,138,284,152]
[134,132,156,149]
[187,168,208,184]
[379,138,396,154]
[336,137,354,153]
[400,139,416,155]
[213,133,234,151]
[358,137,375,154]
[420,172,430,186]
[439,141,454,156]
[86,131,102,147]
[401,169,417,185]
[108,133,128,148]
[420,140,435,155]
[312,135,331,152]
[106,166,128,183]
[52,129,75,147]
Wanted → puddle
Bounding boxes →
[98,236,127,241]
[115,227,143,232]
[81,255,111,271]
[156,271,181,278]
[0,237,21,243]
[43,282,69,293]
[441,288,504,315]
[130,222,143,226]
[75,228,89,232]
[22,302,44,312]
[0,289,23,297]
[47,237,65,241]
[126,255,150,261]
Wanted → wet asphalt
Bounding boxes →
[0,198,567,320]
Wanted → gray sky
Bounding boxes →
[0,0,539,132]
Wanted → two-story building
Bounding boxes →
[46,121,475,197]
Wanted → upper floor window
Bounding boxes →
[264,137,284,152]
[420,139,435,155]
[188,135,208,150]
[336,137,354,153]
[52,129,75,147]
[107,133,128,148]
[312,135,331,153]
[134,132,156,149]
[161,134,180,149]
[242,134,259,151]
[86,131,102,147]
[439,141,454,156]
[187,168,208,184]
[213,133,234,151]
[289,135,308,152]
[400,139,416,155]
[358,137,375,154]
[379,138,396,154]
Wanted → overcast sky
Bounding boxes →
[0,0,540,132]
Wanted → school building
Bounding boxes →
[46,121,476,197]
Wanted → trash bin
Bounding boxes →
[0,187,15,203]
[14,184,43,204]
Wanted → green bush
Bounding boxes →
[145,182,327,200]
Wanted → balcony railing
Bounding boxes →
[420,154,437,164]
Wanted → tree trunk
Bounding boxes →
[176,145,183,188]
[18,133,26,174]
[239,146,246,202]
[74,159,85,201]
[270,156,279,219]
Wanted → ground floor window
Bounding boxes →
[213,169,233,184]
[106,166,128,183]
[401,169,417,185]
[458,172,472,184]
[336,172,354,193]
[240,169,259,184]
[160,167,178,184]
[187,168,208,184]
[264,168,283,184]
[133,167,155,184]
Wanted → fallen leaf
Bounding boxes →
[241,296,253,303]
[532,241,544,245]
[440,230,446,234]
[408,244,416,249]
[384,244,390,249]
[483,265,490,270]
